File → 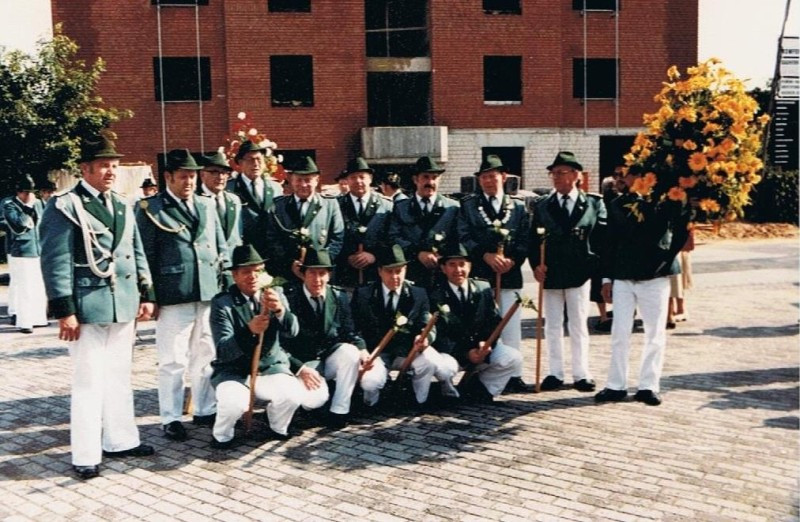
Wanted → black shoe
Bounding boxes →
[19,328,33,334]
[594,319,612,333]
[264,427,291,441]
[73,465,99,480]
[594,388,627,403]
[192,414,216,427]
[325,412,348,430]
[634,389,662,406]
[102,444,155,458]
[462,379,495,404]
[573,379,596,392]
[666,320,677,330]
[539,375,564,391]
[210,437,236,450]
[503,376,536,394]
[163,421,187,441]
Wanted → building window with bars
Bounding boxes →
[484,56,522,104]
[483,0,521,15]
[573,58,619,99]
[572,0,620,11]
[268,0,311,12]
[151,0,208,6]
[365,0,429,57]
[270,55,314,107]
[153,57,211,102]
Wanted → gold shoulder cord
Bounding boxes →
[139,201,187,234]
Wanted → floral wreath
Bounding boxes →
[223,112,285,182]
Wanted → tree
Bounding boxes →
[0,24,131,196]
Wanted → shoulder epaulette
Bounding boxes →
[509,194,525,200]
[196,192,213,198]
[321,193,338,199]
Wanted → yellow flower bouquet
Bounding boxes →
[623,58,770,222]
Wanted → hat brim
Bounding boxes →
[345,168,375,176]
[290,170,320,176]
[379,261,409,268]
[234,147,268,161]
[414,169,445,175]
[301,263,334,270]
[438,254,469,264]
[474,166,508,176]
[225,260,265,271]
[547,161,583,171]
[81,152,125,163]
[202,164,233,172]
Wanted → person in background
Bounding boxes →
[39,180,57,203]
[140,178,158,199]
[3,174,48,333]
[379,172,407,203]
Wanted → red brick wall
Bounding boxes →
[52,0,697,182]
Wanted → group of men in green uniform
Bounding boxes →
[35,131,688,480]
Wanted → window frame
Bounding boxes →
[153,56,212,102]
[483,55,523,104]
[573,58,619,100]
[483,0,521,15]
[151,0,208,6]
[270,55,315,108]
[268,0,311,13]
[571,0,620,12]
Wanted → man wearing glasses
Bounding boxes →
[529,151,606,394]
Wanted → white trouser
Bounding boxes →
[606,277,670,392]
[156,302,216,423]
[476,342,524,396]
[543,280,592,381]
[70,322,140,466]
[391,348,459,404]
[213,373,313,442]
[316,343,362,415]
[7,256,16,316]
[9,256,47,329]
[498,289,523,377]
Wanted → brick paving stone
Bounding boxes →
[0,239,797,521]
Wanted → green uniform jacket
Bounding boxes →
[135,192,229,306]
[199,187,243,289]
[40,183,153,323]
[428,278,501,368]
[388,194,460,288]
[351,280,435,361]
[457,193,530,289]
[2,196,44,257]
[282,282,367,373]
[335,191,393,287]
[226,174,282,259]
[209,285,298,388]
[601,194,690,281]
[529,191,607,290]
[264,193,344,281]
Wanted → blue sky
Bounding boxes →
[0,0,797,89]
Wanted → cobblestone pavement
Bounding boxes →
[0,238,797,521]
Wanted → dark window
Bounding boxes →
[483,0,521,14]
[276,150,317,172]
[365,0,428,57]
[367,72,431,126]
[153,57,211,102]
[270,55,314,107]
[268,0,311,12]
[152,0,208,5]
[573,58,618,99]
[484,56,522,102]
[482,147,524,190]
[572,0,620,11]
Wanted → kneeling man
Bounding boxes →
[283,247,381,429]
[209,244,306,447]
[429,244,522,402]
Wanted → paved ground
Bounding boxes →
[0,238,797,521]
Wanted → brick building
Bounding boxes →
[51,0,698,192]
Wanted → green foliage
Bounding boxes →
[0,24,132,196]
[745,167,799,224]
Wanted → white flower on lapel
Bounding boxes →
[257,272,273,289]
[439,304,451,314]
[394,315,409,327]
[434,233,444,242]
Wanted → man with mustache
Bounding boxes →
[388,156,459,289]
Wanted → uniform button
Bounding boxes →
[125,274,131,279]
[126,255,131,259]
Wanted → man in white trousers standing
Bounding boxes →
[40,132,156,479]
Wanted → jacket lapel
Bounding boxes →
[569,192,589,228]
[75,184,113,229]
[480,195,498,220]
[236,176,258,209]
[362,193,379,223]
[231,287,255,326]
[110,195,126,251]
[224,193,236,238]
[322,287,335,333]
[162,194,195,230]
[193,198,207,239]
[301,195,321,228]
[260,177,275,212]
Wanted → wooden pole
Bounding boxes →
[394,312,440,379]
[458,298,522,389]
[358,324,400,381]
[243,311,270,433]
[535,240,545,393]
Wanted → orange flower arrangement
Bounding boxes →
[223,112,284,181]
[624,58,769,222]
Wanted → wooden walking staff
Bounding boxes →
[358,315,408,381]
[243,308,271,434]
[458,295,526,389]
[494,243,504,306]
[394,312,440,381]
[534,227,546,393]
